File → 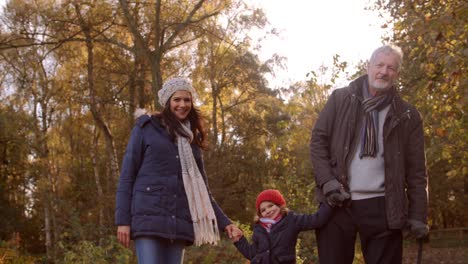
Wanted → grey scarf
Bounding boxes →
[359,81,394,158]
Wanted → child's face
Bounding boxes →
[259,201,281,219]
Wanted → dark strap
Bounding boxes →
[417,238,423,264]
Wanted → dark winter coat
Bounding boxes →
[234,203,332,264]
[310,75,428,229]
[115,115,231,243]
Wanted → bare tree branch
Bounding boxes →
[162,0,206,52]
[118,0,150,59]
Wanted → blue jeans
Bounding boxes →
[135,237,185,264]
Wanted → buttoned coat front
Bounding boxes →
[115,115,231,243]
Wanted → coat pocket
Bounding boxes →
[133,185,166,215]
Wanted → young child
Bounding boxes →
[233,189,332,264]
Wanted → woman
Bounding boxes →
[115,77,241,263]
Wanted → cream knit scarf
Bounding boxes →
[177,121,220,246]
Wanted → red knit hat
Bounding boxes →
[255,189,286,212]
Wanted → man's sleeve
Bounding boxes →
[405,109,428,223]
[310,91,338,187]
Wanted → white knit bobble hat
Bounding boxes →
[158,77,196,107]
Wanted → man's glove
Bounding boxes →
[322,179,350,207]
[407,219,429,239]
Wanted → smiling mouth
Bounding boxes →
[376,74,390,80]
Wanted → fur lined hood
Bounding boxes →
[133,108,149,120]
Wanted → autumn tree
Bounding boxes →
[0,0,294,262]
[118,0,231,109]
[374,0,467,228]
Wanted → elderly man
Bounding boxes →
[310,45,429,264]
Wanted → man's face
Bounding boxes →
[367,52,400,92]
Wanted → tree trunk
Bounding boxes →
[137,58,147,109]
[75,4,120,191]
[92,129,105,246]
[217,94,226,147]
[150,56,163,109]
[210,78,219,145]
[35,113,56,261]
[34,59,59,261]
[129,57,137,121]
[44,204,52,260]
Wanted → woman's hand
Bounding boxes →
[225,224,243,242]
[117,225,131,248]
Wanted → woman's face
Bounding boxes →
[259,201,280,219]
[169,90,192,121]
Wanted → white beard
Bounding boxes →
[369,77,393,90]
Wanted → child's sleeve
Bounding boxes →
[234,236,257,260]
[294,202,333,231]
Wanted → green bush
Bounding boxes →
[184,239,246,264]
[0,240,38,264]
[60,236,135,264]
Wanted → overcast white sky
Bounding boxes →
[250,0,392,87]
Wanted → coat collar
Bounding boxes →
[348,74,409,117]
[253,212,291,234]
[348,74,368,98]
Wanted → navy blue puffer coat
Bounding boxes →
[115,115,231,243]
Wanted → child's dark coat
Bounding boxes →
[234,203,332,264]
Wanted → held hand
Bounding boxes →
[326,190,351,207]
[117,225,131,248]
[225,224,243,242]
[323,179,350,207]
[407,219,429,239]
[231,227,243,242]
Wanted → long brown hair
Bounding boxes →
[154,98,207,149]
